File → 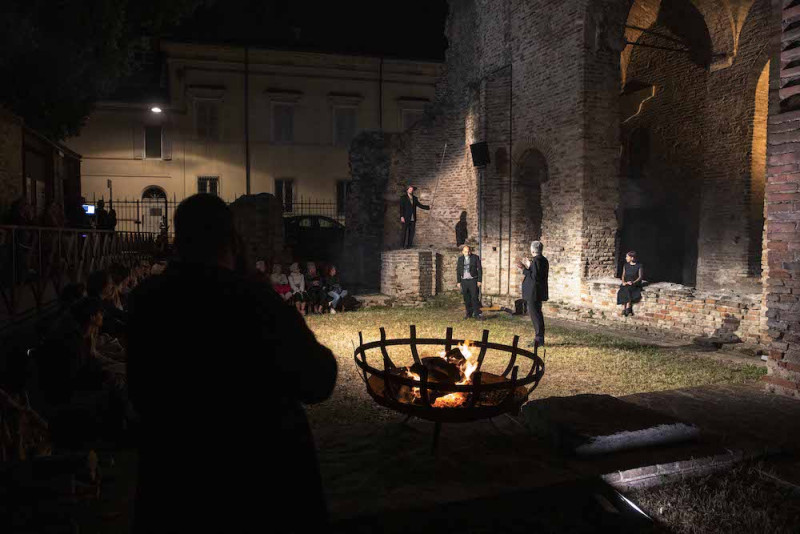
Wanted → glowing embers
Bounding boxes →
[354,325,546,424]
[390,342,477,408]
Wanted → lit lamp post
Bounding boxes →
[150,105,168,239]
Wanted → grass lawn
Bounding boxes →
[303,294,765,431]
[631,461,800,534]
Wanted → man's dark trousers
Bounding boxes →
[528,299,545,344]
[461,278,480,317]
[402,221,416,248]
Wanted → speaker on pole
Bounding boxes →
[470,142,490,167]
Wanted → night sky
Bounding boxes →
[171,0,449,60]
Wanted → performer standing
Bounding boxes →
[400,185,430,248]
[456,245,483,320]
[520,240,549,346]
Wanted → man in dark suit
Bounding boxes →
[456,244,483,320]
[521,240,549,346]
[127,194,337,533]
[400,185,430,248]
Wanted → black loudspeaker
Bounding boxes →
[470,142,490,167]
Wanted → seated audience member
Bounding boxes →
[253,259,269,284]
[271,264,293,302]
[87,270,127,337]
[305,262,326,314]
[325,265,348,314]
[288,262,308,315]
[109,263,132,308]
[617,251,644,317]
[126,193,337,533]
[39,298,105,403]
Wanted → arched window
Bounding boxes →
[142,186,167,200]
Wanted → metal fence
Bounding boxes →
[282,198,345,225]
[0,226,158,329]
[86,196,345,237]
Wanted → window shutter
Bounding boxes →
[133,125,144,159]
[162,126,172,160]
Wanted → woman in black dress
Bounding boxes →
[617,251,644,316]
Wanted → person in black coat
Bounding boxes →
[127,194,337,533]
[520,240,549,347]
[400,185,430,248]
[456,245,483,320]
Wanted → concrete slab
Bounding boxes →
[522,394,700,456]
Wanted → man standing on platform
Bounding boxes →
[521,240,549,347]
[457,245,483,320]
[400,185,429,248]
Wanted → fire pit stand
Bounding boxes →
[354,326,546,453]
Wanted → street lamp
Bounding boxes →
[150,106,163,113]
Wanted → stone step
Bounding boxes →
[522,394,700,456]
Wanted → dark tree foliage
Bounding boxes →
[0,0,207,140]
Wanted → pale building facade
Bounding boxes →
[66,42,442,214]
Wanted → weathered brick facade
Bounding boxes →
[763,0,800,398]
[347,0,791,392]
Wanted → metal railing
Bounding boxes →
[281,198,346,225]
[84,196,346,237]
[0,225,158,328]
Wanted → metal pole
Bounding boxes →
[245,45,251,195]
[379,57,383,131]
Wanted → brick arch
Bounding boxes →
[616,0,741,85]
[510,137,556,173]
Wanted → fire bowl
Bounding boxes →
[354,326,546,425]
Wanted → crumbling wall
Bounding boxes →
[229,193,284,273]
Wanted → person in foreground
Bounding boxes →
[520,240,549,347]
[127,194,337,533]
[617,250,644,316]
[456,244,483,320]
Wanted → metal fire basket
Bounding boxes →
[354,325,546,452]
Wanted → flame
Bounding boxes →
[401,369,421,400]
[439,341,478,385]
[432,392,468,408]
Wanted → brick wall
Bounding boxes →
[763,0,800,398]
[0,109,23,219]
[346,0,781,359]
[381,249,435,305]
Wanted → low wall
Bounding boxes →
[552,279,765,345]
[381,249,435,305]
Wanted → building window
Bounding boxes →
[198,176,220,196]
[401,109,425,131]
[272,103,294,143]
[336,180,351,216]
[145,125,162,159]
[195,100,220,140]
[333,107,357,146]
[142,186,167,200]
[275,178,294,212]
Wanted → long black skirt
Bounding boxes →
[617,284,643,305]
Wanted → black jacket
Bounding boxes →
[400,193,430,221]
[456,253,482,283]
[127,261,337,532]
[522,255,549,302]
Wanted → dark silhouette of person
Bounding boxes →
[95,200,111,230]
[456,244,483,320]
[455,211,468,246]
[399,185,429,248]
[520,240,549,347]
[127,194,337,533]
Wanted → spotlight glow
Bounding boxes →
[151,106,163,113]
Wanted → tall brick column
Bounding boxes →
[764,0,800,398]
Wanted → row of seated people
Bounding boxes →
[260,261,350,315]
[31,259,165,443]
